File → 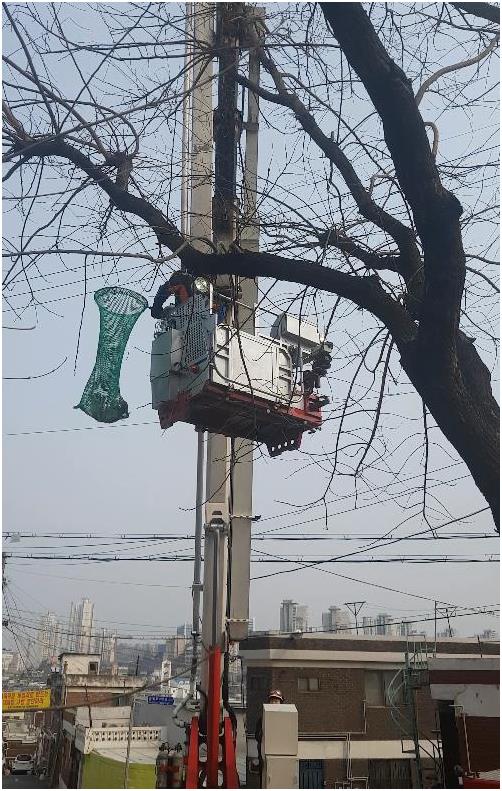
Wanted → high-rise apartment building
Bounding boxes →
[38,612,60,661]
[375,613,394,636]
[362,616,376,636]
[280,600,309,632]
[67,602,77,651]
[68,598,94,653]
[322,606,351,633]
[78,598,94,653]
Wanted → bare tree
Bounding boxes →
[3,3,499,529]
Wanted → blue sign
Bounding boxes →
[147,695,174,705]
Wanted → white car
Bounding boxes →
[11,754,34,774]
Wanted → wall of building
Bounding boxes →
[63,674,143,707]
[81,752,155,788]
[457,715,499,773]
[60,654,101,676]
[245,664,437,741]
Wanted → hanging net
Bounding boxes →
[76,286,148,423]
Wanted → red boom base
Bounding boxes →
[185,647,239,788]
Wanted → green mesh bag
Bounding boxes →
[76,286,148,423]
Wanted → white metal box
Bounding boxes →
[262,703,298,756]
[212,324,301,406]
[264,755,299,789]
[271,312,322,350]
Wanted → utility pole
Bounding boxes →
[176,0,212,705]
[405,651,424,789]
[200,13,244,786]
[123,693,136,789]
[227,6,264,646]
[344,601,366,635]
[2,554,8,627]
[185,5,262,784]
[433,601,437,656]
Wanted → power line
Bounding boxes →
[5,420,158,437]
[5,530,495,542]
[5,568,190,590]
[245,606,500,638]
[252,552,497,610]
[251,507,492,582]
[3,658,205,714]
[6,552,498,564]
[254,461,466,527]
[7,604,498,646]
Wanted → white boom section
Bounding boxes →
[226,31,263,642]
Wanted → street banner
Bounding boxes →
[2,689,51,711]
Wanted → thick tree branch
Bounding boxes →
[452,2,500,24]
[320,3,466,363]
[184,248,416,345]
[7,135,415,343]
[237,44,424,307]
[318,228,401,272]
[8,137,185,254]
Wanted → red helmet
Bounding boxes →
[268,689,284,702]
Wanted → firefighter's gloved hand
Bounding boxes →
[151,282,171,318]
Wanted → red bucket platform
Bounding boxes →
[157,382,322,456]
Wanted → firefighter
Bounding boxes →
[155,743,171,789]
[151,272,193,318]
[255,689,284,787]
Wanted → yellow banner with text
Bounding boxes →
[2,689,51,711]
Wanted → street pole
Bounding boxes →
[226,7,264,645]
[185,10,262,784]
[188,2,214,704]
[406,651,424,789]
[200,13,242,764]
[123,694,136,788]
[190,430,205,699]
[433,601,437,657]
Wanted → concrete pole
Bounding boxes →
[190,430,204,698]
[227,15,263,642]
[201,2,242,695]
[188,2,215,700]
[123,694,136,788]
[183,3,205,702]
[190,3,214,245]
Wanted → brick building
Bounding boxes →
[240,633,499,788]
[429,656,499,787]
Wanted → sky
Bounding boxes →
[2,3,499,662]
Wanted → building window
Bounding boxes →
[298,677,320,692]
[88,662,98,675]
[365,670,404,706]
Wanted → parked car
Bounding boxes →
[11,754,34,774]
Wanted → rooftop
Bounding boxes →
[58,652,101,659]
[240,632,500,657]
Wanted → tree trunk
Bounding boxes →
[400,332,500,530]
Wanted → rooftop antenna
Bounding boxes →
[344,601,366,636]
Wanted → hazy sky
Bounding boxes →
[3,3,499,661]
